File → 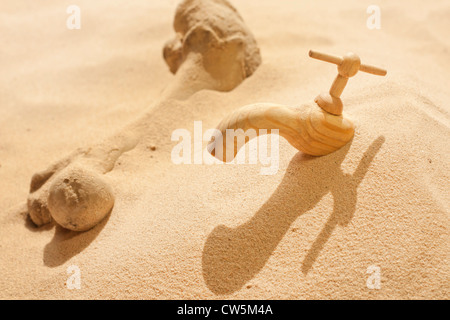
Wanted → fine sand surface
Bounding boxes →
[0,0,449,299]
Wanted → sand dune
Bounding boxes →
[0,0,448,299]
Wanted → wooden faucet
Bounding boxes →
[209,50,387,160]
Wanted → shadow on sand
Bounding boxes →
[202,136,385,295]
[25,211,111,268]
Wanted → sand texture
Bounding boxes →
[0,0,449,299]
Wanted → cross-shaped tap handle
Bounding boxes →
[309,50,387,115]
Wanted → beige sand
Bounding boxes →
[0,0,449,299]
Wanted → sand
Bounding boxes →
[0,0,449,299]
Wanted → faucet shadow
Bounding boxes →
[42,211,111,267]
[202,136,385,295]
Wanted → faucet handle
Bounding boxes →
[309,50,387,77]
[309,50,387,116]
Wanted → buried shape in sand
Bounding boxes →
[26,0,261,231]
